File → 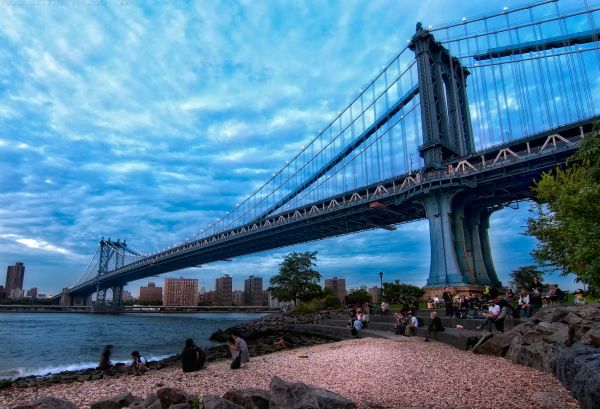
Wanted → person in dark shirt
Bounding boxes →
[425,311,445,341]
[442,287,453,317]
[98,345,113,370]
[181,338,205,372]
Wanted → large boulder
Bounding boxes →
[90,392,140,409]
[554,343,600,409]
[156,387,190,408]
[222,388,270,409]
[202,395,245,409]
[269,376,355,409]
[11,396,78,409]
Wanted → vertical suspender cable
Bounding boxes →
[484,19,505,144]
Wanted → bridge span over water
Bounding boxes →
[61,1,600,306]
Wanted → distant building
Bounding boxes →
[37,293,48,300]
[5,262,25,295]
[368,286,380,303]
[232,290,244,306]
[0,286,7,300]
[164,278,198,306]
[200,290,217,305]
[10,289,24,300]
[121,290,133,302]
[244,276,263,306]
[216,274,232,305]
[139,282,162,303]
[26,287,38,299]
[324,277,346,302]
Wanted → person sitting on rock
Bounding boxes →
[351,317,362,337]
[425,311,445,341]
[130,351,148,375]
[181,338,205,372]
[98,345,113,371]
[516,288,531,318]
[404,311,419,336]
[394,312,404,329]
[380,300,390,315]
[493,299,511,333]
[476,298,501,332]
[274,336,294,349]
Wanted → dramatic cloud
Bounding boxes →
[0,0,588,295]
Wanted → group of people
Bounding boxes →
[97,332,251,375]
[98,345,148,375]
[393,309,419,336]
[346,302,371,337]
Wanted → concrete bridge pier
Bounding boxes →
[421,190,502,298]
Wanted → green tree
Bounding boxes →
[345,286,371,305]
[382,282,424,304]
[527,124,600,296]
[509,265,544,291]
[268,251,322,305]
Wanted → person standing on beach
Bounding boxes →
[181,338,205,372]
[230,332,250,369]
[98,345,113,370]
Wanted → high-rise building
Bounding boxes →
[26,287,38,299]
[5,262,25,293]
[139,282,163,303]
[0,286,6,300]
[164,278,198,306]
[200,290,217,305]
[368,286,380,303]
[324,277,346,302]
[243,276,263,306]
[216,274,232,305]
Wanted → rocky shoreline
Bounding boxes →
[1,311,339,390]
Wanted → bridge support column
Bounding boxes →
[112,286,123,307]
[423,191,501,295]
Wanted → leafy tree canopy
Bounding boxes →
[345,286,371,305]
[509,265,544,291]
[527,124,600,296]
[268,251,322,305]
[381,282,424,304]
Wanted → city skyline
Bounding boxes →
[0,1,590,296]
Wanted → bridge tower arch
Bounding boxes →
[410,24,501,294]
[95,238,126,307]
[409,23,474,170]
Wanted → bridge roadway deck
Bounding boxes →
[69,119,596,296]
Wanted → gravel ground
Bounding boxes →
[0,337,580,409]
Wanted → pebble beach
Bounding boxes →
[0,337,580,409]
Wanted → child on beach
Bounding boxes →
[98,345,113,370]
[130,351,148,375]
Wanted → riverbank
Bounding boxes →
[0,311,335,388]
[1,337,579,409]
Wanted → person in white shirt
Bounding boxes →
[517,288,531,318]
[477,298,501,332]
[404,311,419,336]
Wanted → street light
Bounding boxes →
[379,271,384,301]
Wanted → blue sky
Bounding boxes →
[0,0,591,296]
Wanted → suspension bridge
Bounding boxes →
[59,0,600,307]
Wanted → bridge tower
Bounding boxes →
[410,24,501,294]
[95,238,126,307]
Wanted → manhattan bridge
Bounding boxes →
[60,0,600,307]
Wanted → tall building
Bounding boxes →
[139,282,163,303]
[5,262,25,293]
[368,286,380,303]
[0,286,6,300]
[216,274,232,306]
[244,276,263,306]
[324,277,346,302]
[164,278,198,306]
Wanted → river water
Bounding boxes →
[0,312,268,380]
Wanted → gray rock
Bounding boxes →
[156,387,190,408]
[168,404,191,409]
[202,395,245,409]
[222,388,270,409]
[11,396,78,409]
[476,331,513,356]
[269,376,355,409]
[554,343,600,409]
[90,392,140,409]
[580,326,600,348]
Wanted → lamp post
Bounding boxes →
[379,271,384,302]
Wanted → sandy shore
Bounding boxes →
[0,337,580,409]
